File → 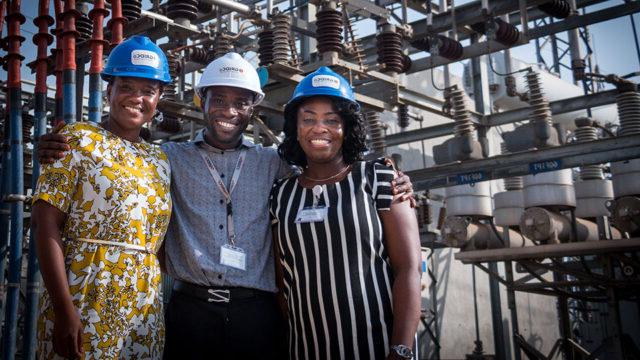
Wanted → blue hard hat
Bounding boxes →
[101,35,171,84]
[284,67,360,119]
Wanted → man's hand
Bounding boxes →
[392,171,416,208]
[37,122,70,164]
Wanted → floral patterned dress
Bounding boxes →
[33,122,172,359]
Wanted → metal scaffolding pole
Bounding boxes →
[3,0,26,357]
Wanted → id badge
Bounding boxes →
[295,206,328,224]
[220,244,247,271]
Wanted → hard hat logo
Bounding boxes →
[312,75,340,89]
[131,50,160,68]
[220,66,245,74]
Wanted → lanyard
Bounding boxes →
[198,148,247,245]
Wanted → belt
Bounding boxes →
[71,238,156,254]
[172,279,269,304]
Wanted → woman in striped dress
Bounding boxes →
[270,67,422,360]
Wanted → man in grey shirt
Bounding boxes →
[38,51,413,359]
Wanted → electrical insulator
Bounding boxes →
[377,26,404,73]
[212,33,233,60]
[122,0,143,23]
[365,111,386,155]
[76,13,93,44]
[616,90,640,136]
[187,46,213,65]
[397,104,410,128]
[271,11,292,65]
[447,86,474,137]
[316,7,343,54]
[167,0,198,22]
[538,0,571,19]
[525,71,552,126]
[410,35,462,61]
[258,26,274,66]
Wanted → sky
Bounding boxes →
[1,0,638,97]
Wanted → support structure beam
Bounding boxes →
[405,135,640,190]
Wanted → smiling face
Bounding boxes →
[296,97,345,165]
[202,86,254,149]
[106,77,162,131]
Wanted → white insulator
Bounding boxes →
[494,190,525,226]
[501,143,523,190]
[519,207,602,243]
[526,71,552,126]
[611,158,640,197]
[523,169,576,208]
[445,182,493,217]
[575,179,614,218]
[616,91,640,136]
[574,124,604,180]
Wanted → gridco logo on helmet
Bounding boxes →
[101,35,171,84]
[195,52,265,105]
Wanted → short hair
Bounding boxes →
[278,96,367,167]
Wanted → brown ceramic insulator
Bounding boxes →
[493,18,519,46]
[157,116,182,133]
[76,12,93,44]
[122,0,142,23]
[213,33,233,59]
[365,111,386,155]
[257,27,274,66]
[447,86,474,137]
[187,46,212,64]
[397,104,410,128]
[163,52,180,102]
[538,0,571,19]
[316,8,343,54]
[166,0,198,22]
[376,30,404,73]
[525,72,552,126]
[197,1,214,14]
[271,12,291,65]
[437,35,463,60]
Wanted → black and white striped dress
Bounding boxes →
[270,160,396,360]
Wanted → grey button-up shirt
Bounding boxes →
[162,131,290,292]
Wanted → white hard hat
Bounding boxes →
[195,52,265,105]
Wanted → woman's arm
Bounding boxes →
[32,201,84,358]
[379,194,422,359]
[272,227,288,321]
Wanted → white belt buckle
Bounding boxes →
[207,289,230,303]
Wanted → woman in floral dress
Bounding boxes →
[31,36,172,359]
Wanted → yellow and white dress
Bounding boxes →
[33,122,172,359]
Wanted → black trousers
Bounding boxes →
[163,284,285,359]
